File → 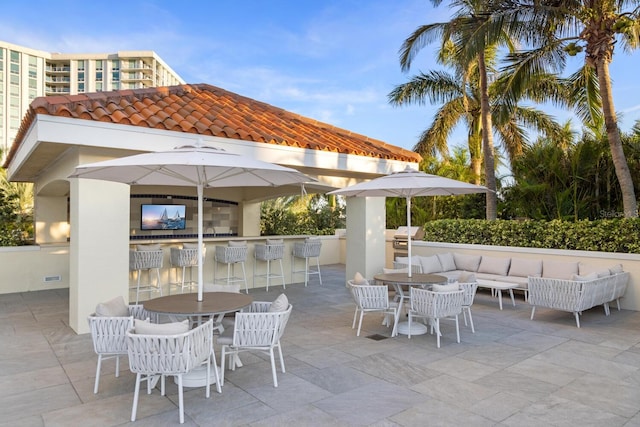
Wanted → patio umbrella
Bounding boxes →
[69,141,316,301]
[328,166,490,277]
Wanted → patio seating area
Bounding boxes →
[2,263,640,426]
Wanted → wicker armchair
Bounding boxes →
[218,302,292,387]
[127,319,215,424]
[346,280,398,337]
[408,287,464,348]
[87,303,152,394]
[458,281,479,333]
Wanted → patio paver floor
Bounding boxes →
[1,263,640,426]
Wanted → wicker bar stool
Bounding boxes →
[213,241,249,293]
[169,244,205,294]
[253,239,286,291]
[129,246,164,304]
[291,238,323,287]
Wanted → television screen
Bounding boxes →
[141,204,186,230]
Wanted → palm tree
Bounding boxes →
[389,53,565,186]
[500,0,640,218]
[397,0,525,220]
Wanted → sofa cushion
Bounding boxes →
[134,319,189,335]
[478,256,511,276]
[437,271,461,281]
[383,267,409,274]
[266,238,284,245]
[508,258,542,278]
[453,253,482,272]
[95,296,129,317]
[542,260,579,280]
[496,275,529,286]
[475,273,505,281]
[394,256,421,272]
[458,271,477,283]
[578,262,611,278]
[436,253,456,272]
[136,244,161,251]
[419,255,442,274]
[572,272,598,282]
[432,283,460,292]
[228,240,247,247]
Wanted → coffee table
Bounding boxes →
[476,279,517,310]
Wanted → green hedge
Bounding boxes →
[423,219,640,254]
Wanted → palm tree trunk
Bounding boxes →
[477,51,497,220]
[596,59,638,218]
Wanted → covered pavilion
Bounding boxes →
[3,83,421,333]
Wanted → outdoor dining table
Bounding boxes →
[373,272,448,336]
[143,292,253,387]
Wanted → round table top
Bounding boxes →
[143,292,253,316]
[373,272,447,285]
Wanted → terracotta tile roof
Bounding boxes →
[5,84,421,167]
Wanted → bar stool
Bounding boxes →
[253,239,286,291]
[169,244,206,294]
[291,238,323,287]
[129,245,164,304]
[213,241,249,293]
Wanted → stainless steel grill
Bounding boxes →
[392,226,424,258]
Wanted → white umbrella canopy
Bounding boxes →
[328,166,490,276]
[69,141,316,301]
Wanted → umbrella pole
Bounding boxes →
[197,184,204,302]
[406,196,412,278]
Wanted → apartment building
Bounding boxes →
[0,40,185,156]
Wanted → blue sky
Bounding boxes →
[1,0,640,155]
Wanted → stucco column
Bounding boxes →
[69,179,130,334]
[345,197,386,281]
[238,201,261,236]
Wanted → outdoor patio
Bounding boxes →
[2,263,640,426]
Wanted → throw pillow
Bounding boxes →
[228,240,247,247]
[134,319,189,335]
[609,264,624,275]
[436,253,456,272]
[95,296,129,317]
[572,272,598,282]
[353,272,369,285]
[432,283,460,292]
[136,244,161,251]
[269,293,289,312]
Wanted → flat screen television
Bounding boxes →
[141,204,186,230]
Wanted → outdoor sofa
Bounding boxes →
[394,252,629,327]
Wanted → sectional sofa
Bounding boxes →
[394,252,629,327]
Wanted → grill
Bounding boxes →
[392,226,424,259]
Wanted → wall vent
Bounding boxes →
[44,275,62,283]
